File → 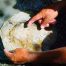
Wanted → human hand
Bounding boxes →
[4,48,35,64]
[28,8,58,28]
[4,47,66,64]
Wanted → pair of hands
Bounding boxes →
[4,8,58,64]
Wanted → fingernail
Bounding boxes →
[41,25,45,29]
[46,24,49,27]
[28,22,32,26]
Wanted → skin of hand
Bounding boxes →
[28,8,58,28]
[4,47,66,64]
[4,48,38,64]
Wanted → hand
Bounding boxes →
[4,48,33,64]
[28,8,58,28]
[4,47,66,64]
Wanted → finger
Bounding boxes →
[49,19,56,23]
[41,23,49,28]
[28,12,43,26]
[41,18,50,28]
[4,49,14,59]
[15,48,28,53]
[49,19,56,24]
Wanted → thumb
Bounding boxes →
[40,18,56,28]
[4,49,14,59]
[41,18,50,28]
